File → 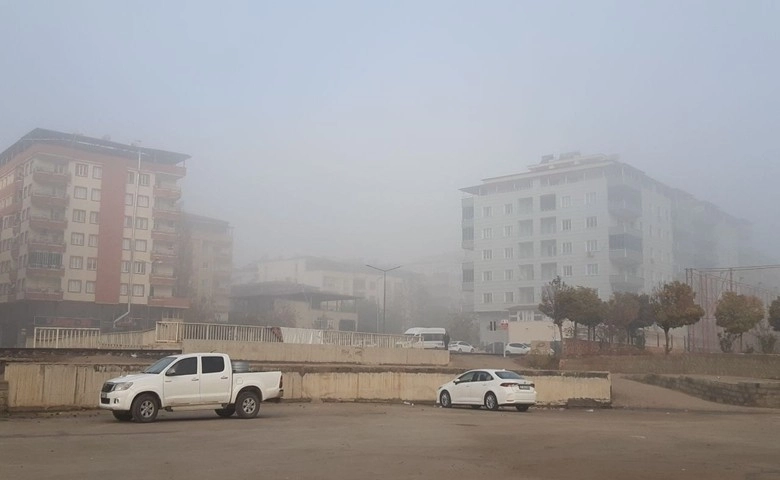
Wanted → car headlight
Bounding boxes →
[111,382,133,391]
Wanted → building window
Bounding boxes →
[71,233,85,246]
[541,240,557,257]
[462,227,473,242]
[462,206,474,220]
[541,263,558,280]
[127,172,135,184]
[563,265,573,277]
[561,241,573,255]
[68,280,82,293]
[482,249,492,260]
[139,174,150,186]
[504,269,513,281]
[69,256,83,269]
[518,287,534,304]
[482,227,493,239]
[518,242,533,259]
[122,238,131,250]
[503,225,512,237]
[504,203,513,215]
[505,292,514,303]
[585,192,597,205]
[518,220,533,237]
[587,263,599,276]
[482,293,493,304]
[586,239,599,252]
[89,211,100,224]
[540,217,557,235]
[482,271,492,282]
[121,261,130,273]
[504,247,513,259]
[124,216,133,228]
[135,239,147,252]
[134,261,146,274]
[92,166,102,179]
[75,164,89,177]
[125,194,134,206]
[137,195,150,207]
[560,195,572,208]
[88,234,99,247]
[72,209,86,223]
[488,320,497,331]
[482,206,492,218]
[74,187,88,199]
[561,219,572,231]
[517,197,533,214]
[85,281,96,293]
[463,269,474,283]
[518,264,534,281]
[120,283,128,295]
[87,257,97,270]
[135,217,148,230]
[540,194,556,211]
[132,284,144,297]
[91,189,101,202]
[586,216,598,228]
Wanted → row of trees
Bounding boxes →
[539,276,780,355]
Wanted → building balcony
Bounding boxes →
[151,229,179,242]
[29,216,68,231]
[17,288,64,301]
[28,236,67,253]
[609,224,643,237]
[153,185,182,200]
[155,164,187,177]
[0,201,20,217]
[33,168,71,185]
[609,274,645,292]
[25,265,66,277]
[154,208,181,220]
[608,200,642,219]
[148,296,190,308]
[462,281,474,292]
[31,191,69,209]
[150,274,177,286]
[609,248,643,266]
[462,239,474,250]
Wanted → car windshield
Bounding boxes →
[142,356,177,374]
[495,371,524,380]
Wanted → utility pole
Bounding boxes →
[365,264,401,334]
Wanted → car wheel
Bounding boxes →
[470,405,481,410]
[235,390,261,419]
[515,405,530,412]
[131,393,159,423]
[484,392,499,411]
[215,406,236,418]
[439,390,452,408]
[112,411,133,421]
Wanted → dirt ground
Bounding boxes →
[2,400,779,480]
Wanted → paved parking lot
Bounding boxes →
[1,402,779,480]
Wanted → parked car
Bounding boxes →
[448,341,476,353]
[99,353,283,423]
[436,369,536,411]
[484,342,505,354]
[504,343,531,355]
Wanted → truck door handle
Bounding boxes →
[221,376,229,380]
[191,378,199,382]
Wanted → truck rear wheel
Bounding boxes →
[215,406,236,418]
[131,393,159,423]
[235,391,260,419]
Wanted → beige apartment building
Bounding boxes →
[0,129,190,346]
[183,213,232,323]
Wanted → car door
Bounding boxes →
[199,355,231,404]
[450,371,476,404]
[163,356,200,405]
[471,371,493,403]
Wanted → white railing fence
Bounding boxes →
[32,327,101,349]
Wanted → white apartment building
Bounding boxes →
[461,152,746,346]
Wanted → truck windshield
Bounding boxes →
[142,356,177,374]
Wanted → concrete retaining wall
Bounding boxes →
[0,380,8,413]
[4,363,611,410]
[631,374,780,408]
[562,353,780,379]
[182,340,450,366]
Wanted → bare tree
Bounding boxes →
[539,276,576,356]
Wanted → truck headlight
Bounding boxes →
[112,382,133,391]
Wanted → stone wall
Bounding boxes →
[631,374,780,408]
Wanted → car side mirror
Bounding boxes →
[165,369,176,377]
[453,380,461,385]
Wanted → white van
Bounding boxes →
[404,327,447,349]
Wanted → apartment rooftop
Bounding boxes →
[0,128,190,167]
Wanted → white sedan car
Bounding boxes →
[448,341,476,353]
[504,343,531,355]
[436,369,537,411]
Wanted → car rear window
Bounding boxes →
[495,371,524,380]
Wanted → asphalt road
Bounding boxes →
[2,402,779,480]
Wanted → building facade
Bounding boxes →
[461,152,747,347]
[0,129,190,345]
[183,213,233,323]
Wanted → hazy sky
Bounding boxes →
[1,1,778,267]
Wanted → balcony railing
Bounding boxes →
[25,265,66,277]
[150,274,177,286]
[148,296,190,308]
[609,248,643,265]
[18,288,64,301]
[33,168,71,184]
[151,229,178,242]
[609,224,643,237]
[29,216,68,231]
[608,200,642,219]
[609,274,645,291]
[28,236,67,253]
[153,208,181,220]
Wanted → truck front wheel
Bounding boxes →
[235,391,260,419]
[215,406,236,418]
[131,393,159,423]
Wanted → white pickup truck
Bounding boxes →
[99,353,283,423]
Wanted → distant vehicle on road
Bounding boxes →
[504,343,531,355]
[436,369,536,411]
[448,341,476,353]
[99,353,283,423]
[404,327,447,349]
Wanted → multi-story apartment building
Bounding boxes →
[183,213,232,323]
[0,129,190,346]
[461,152,747,347]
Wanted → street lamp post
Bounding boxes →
[365,264,401,334]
